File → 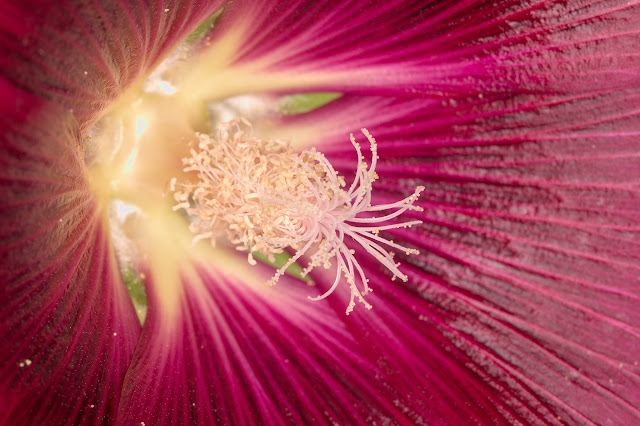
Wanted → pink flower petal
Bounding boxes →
[2,1,637,424]
[167,2,639,420]
[0,80,141,424]
[198,0,639,97]
[0,0,223,129]
[257,89,640,421]
[118,253,437,424]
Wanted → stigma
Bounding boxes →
[173,118,424,314]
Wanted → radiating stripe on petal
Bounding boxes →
[182,0,640,101]
[0,80,141,425]
[116,214,425,425]
[0,0,223,130]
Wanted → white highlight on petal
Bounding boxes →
[173,119,423,313]
[114,199,140,220]
[122,115,148,174]
[134,115,149,140]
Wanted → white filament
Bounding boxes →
[174,119,424,314]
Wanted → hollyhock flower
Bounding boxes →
[1,0,639,424]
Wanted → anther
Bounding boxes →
[173,119,423,313]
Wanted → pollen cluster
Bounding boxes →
[173,118,424,313]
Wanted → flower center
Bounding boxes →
[173,118,424,314]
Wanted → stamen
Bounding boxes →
[173,118,423,314]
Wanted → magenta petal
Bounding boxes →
[266,87,640,421]
[0,0,222,129]
[209,0,640,97]
[315,249,640,424]
[0,80,141,424]
[117,258,429,424]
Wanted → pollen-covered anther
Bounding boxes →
[173,118,424,314]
